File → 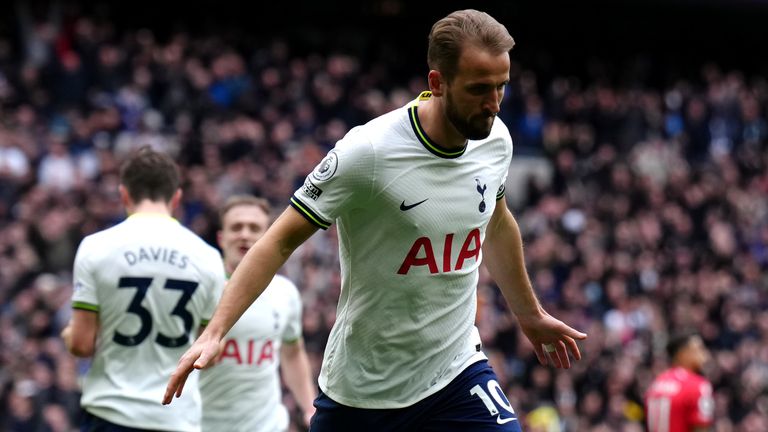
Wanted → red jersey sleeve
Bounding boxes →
[687,378,714,427]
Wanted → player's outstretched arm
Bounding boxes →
[280,338,317,426]
[482,198,587,369]
[163,208,318,405]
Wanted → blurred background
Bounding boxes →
[1,0,767,431]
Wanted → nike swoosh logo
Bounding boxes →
[496,415,517,425]
[400,198,428,211]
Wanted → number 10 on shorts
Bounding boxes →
[470,379,516,421]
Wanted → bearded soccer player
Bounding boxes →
[200,195,315,431]
[62,147,225,431]
[165,9,586,431]
[645,332,714,432]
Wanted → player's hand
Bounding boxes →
[60,324,73,348]
[303,406,315,428]
[162,333,221,405]
[516,310,587,369]
[212,339,227,365]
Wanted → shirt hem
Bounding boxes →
[318,352,487,409]
[84,406,199,432]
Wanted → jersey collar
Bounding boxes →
[408,91,467,159]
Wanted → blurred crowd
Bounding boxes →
[1,3,767,432]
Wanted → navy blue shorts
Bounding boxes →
[309,360,522,432]
[80,410,157,432]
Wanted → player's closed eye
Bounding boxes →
[468,83,506,95]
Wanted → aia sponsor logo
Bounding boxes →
[220,338,275,366]
[397,229,481,274]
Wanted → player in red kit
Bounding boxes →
[645,332,714,432]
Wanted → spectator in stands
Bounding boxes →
[1,3,767,430]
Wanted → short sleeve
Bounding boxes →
[495,183,506,200]
[689,380,714,426]
[71,237,100,312]
[497,128,513,201]
[290,127,375,229]
[282,280,302,343]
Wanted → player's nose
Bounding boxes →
[240,229,261,242]
[483,92,501,115]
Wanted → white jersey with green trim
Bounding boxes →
[290,91,512,409]
[71,213,225,432]
[199,274,302,432]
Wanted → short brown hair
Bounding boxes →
[218,195,272,225]
[119,146,180,203]
[427,9,515,81]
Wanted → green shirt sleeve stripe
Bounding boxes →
[72,301,99,312]
[290,196,331,229]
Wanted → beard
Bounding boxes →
[445,91,496,140]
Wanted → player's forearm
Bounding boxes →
[280,340,317,415]
[482,204,544,319]
[205,239,291,340]
[63,311,98,357]
[61,325,77,355]
[205,208,317,341]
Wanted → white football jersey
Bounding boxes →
[72,214,226,431]
[290,92,512,408]
[199,275,302,432]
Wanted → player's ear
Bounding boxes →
[118,185,132,209]
[169,188,183,211]
[216,231,223,249]
[428,70,444,96]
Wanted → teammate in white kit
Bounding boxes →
[62,147,225,432]
[165,9,587,431]
[200,195,315,431]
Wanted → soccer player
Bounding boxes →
[199,195,315,431]
[165,9,587,431]
[62,147,225,432]
[645,332,714,432]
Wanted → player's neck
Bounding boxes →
[673,363,699,375]
[224,261,237,277]
[128,200,173,217]
[418,98,468,150]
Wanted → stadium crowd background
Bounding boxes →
[1,0,767,430]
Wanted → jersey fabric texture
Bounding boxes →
[645,367,714,432]
[72,214,226,432]
[200,275,302,432]
[310,360,521,431]
[290,92,513,408]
